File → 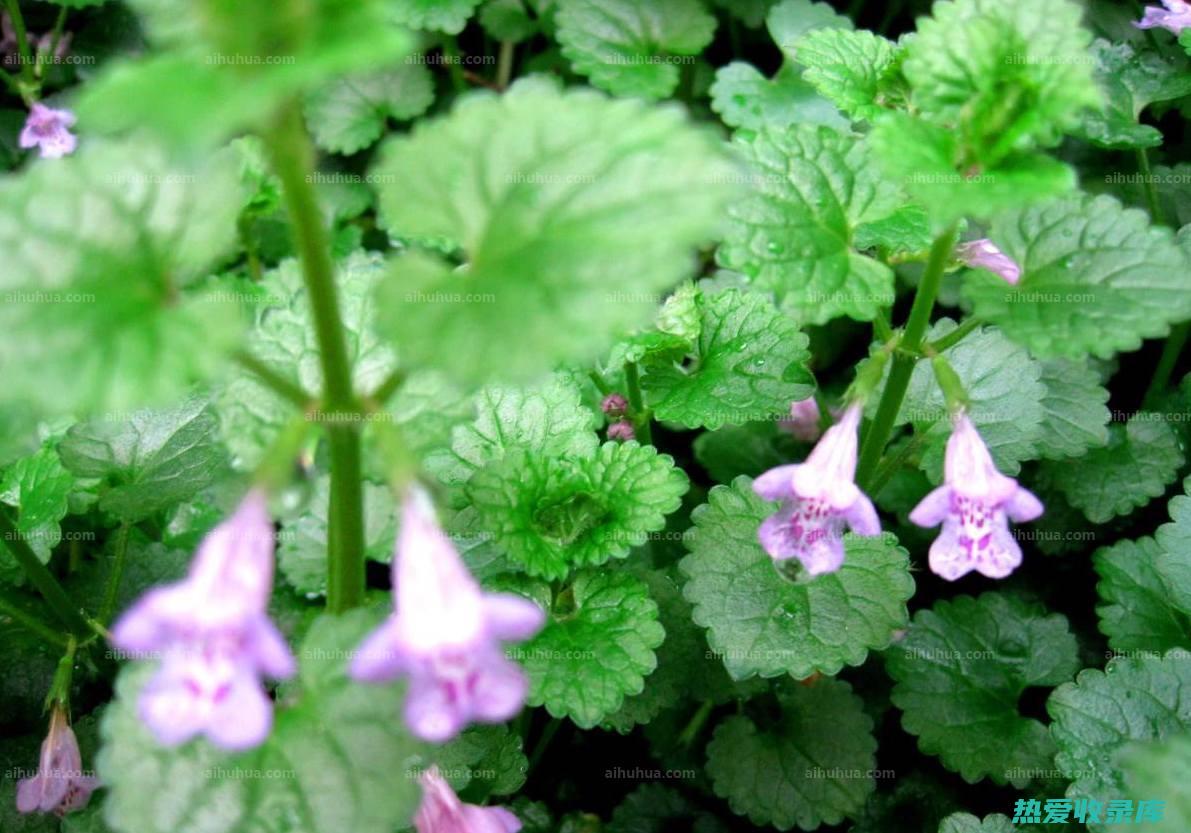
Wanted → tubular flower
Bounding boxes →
[780,397,823,442]
[753,404,881,576]
[956,239,1021,285]
[111,490,295,751]
[19,103,77,159]
[414,766,521,832]
[350,485,545,743]
[16,707,99,816]
[909,414,1044,581]
[1135,0,1191,34]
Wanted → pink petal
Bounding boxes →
[909,486,952,528]
[483,594,545,643]
[470,658,529,723]
[1004,487,1044,523]
[752,465,799,501]
[207,672,274,751]
[349,617,407,682]
[927,526,973,581]
[248,617,297,680]
[404,676,466,743]
[461,805,524,833]
[842,494,881,536]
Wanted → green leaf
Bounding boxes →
[710,63,847,133]
[1095,537,1191,654]
[468,441,687,579]
[886,592,1080,787]
[426,724,528,798]
[854,204,933,259]
[870,113,1077,223]
[98,608,424,833]
[0,442,74,564]
[938,814,1016,833]
[278,476,398,596]
[902,0,1100,160]
[608,784,729,833]
[59,398,229,524]
[794,28,902,122]
[0,140,244,415]
[1034,359,1111,460]
[962,195,1191,359]
[718,124,902,325]
[640,288,814,430]
[680,477,914,680]
[705,678,876,830]
[216,251,396,470]
[1043,415,1184,523]
[554,0,717,99]
[69,532,190,623]
[389,0,483,33]
[1049,652,1191,825]
[1077,40,1191,150]
[765,0,851,62]
[425,374,598,494]
[80,0,412,147]
[1155,478,1191,614]
[1121,733,1191,833]
[898,322,1046,478]
[372,78,737,383]
[710,0,773,28]
[479,0,540,42]
[519,569,665,728]
[693,420,797,484]
[305,63,435,155]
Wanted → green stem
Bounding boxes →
[526,717,562,774]
[587,369,612,398]
[441,37,467,92]
[235,349,313,409]
[0,508,90,636]
[867,424,931,498]
[0,587,68,646]
[3,0,36,91]
[496,40,514,89]
[623,361,653,445]
[325,426,365,612]
[928,316,982,353]
[1136,148,1162,225]
[266,100,366,613]
[856,223,959,489]
[99,523,131,625]
[678,700,714,748]
[45,635,77,711]
[368,367,407,406]
[37,5,67,81]
[1145,322,1190,410]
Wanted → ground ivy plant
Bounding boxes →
[2,0,1191,831]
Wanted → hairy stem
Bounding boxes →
[99,523,131,625]
[0,508,90,636]
[266,100,365,613]
[856,223,959,488]
[3,0,36,90]
[624,361,653,445]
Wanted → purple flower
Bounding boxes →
[956,239,1021,285]
[350,485,545,743]
[111,490,295,751]
[414,765,521,832]
[1135,0,1191,34]
[600,393,628,417]
[606,419,635,441]
[909,414,1044,581]
[16,707,99,816]
[780,397,822,442]
[19,103,77,159]
[753,404,881,576]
